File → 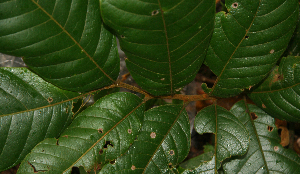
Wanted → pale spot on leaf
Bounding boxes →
[232,2,238,8]
[128,129,132,134]
[150,132,156,138]
[151,10,159,16]
[47,97,53,103]
[131,165,136,170]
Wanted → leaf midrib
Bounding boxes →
[0,88,98,118]
[243,100,269,172]
[210,1,261,94]
[142,105,186,174]
[157,0,173,94]
[31,0,114,82]
[63,101,145,173]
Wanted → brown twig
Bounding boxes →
[121,72,131,82]
[160,94,216,102]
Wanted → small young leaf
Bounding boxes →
[180,155,216,174]
[179,147,214,173]
[100,104,190,173]
[0,0,119,92]
[0,68,78,171]
[194,105,249,171]
[248,56,300,122]
[223,100,300,173]
[100,0,215,95]
[204,0,299,97]
[17,92,144,174]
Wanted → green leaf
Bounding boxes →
[0,67,78,171]
[179,151,214,172]
[194,105,249,171]
[223,100,300,173]
[248,56,300,122]
[180,155,216,174]
[100,0,215,95]
[284,10,300,56]
[17,92,144,174]
[100,104,190,173]
[203,0,299,97]
[0,0,119,92]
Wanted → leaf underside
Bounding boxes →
[100,104,190,174]
[194,104,249,172]
[223,100,300,173]
[203,0,299,97]
[0,67,78,171]
[248,56,300,122]
[0,0,119,92]
[17,92,144,174]
[100,0,215,95]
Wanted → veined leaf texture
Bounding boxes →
[0,68,78,171]
[101,0,215,95]
[0,0,300,173]
[0,0,119,92]
[249,56,300,122]
[17,92,145,173]
[100,105,190,173]
[203,0,299,97]
[224,100,300,173]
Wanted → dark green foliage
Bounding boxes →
[101,0,215,95]
[203,0,298,97]
[1,0,300,173]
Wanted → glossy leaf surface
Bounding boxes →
[223,100,300,173]
[0,68,78,171]
[100,0,215,95]
[248,56,300,122]
[203,0,299,97]
[0,0,119,92]
[194,105,249,172]
[17,92,144,174]
[100,104,190,173]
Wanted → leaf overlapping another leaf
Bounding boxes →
[100,104,190,174]
[0,0,119,92]
[179,146,215,174]
[223,100,300,173]
[181,155,216,174]
[17,92,144,174]
[0,68,78,171]
[100,0,215,95]
[203,0,299,97]
[248,56,300,122]
[194,105,249,172]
